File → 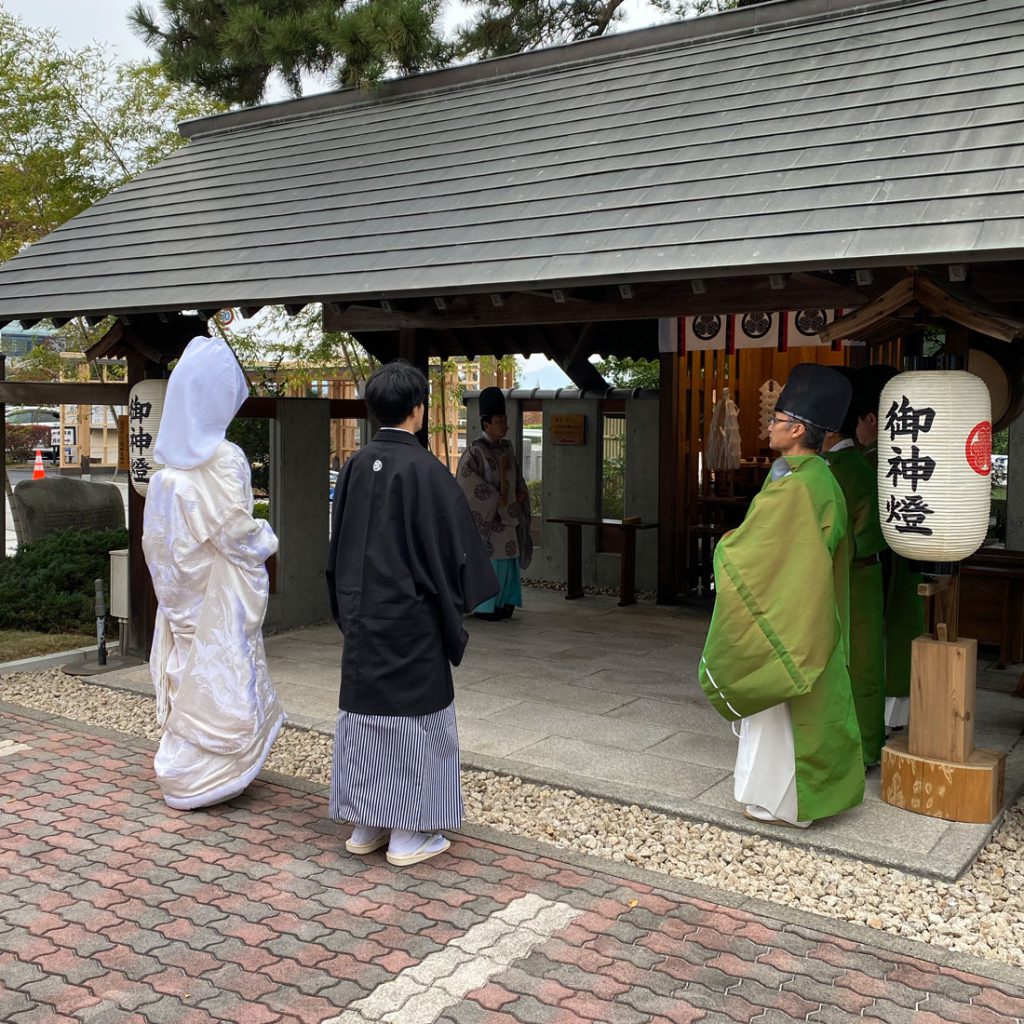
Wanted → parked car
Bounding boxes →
[4,406,60,427]
[4,407,60,462]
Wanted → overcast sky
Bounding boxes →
[3,0,673,78]
[2,0,674,383]
[4,1,150,61]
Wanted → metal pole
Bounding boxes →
[95,577,107,666]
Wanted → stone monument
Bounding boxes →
[12,477,124,546]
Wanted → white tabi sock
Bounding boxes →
[388,829,448,856]
[351,825,388,846]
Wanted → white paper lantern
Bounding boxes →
[877,370,992,562]
[127,379,168,496]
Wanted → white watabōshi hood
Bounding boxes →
[153,335,249,470]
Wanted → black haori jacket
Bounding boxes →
[326,430,499,716]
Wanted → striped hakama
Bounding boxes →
[329,703,463,831]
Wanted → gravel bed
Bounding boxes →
[523,578,657,602]
[2,668,1022,968]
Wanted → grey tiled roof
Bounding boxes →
[0,0,1021,321]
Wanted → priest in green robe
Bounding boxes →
[699,364,864,828]
[852,365,926,729]
[823,372,886,767]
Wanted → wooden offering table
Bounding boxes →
[881,575,1006,824]
[546,517,657,607]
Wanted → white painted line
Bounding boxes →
[0,740,30,759]
[325,892,583,1024]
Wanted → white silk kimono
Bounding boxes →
[142,335,283,810]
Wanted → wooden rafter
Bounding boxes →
[820,273,1024,346]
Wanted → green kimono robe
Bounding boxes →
[864,446,926,702]
[699,455,864,822]
[824,443,887,765]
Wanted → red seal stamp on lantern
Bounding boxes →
[965,421,992,475]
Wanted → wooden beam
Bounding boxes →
[542,325,611,391]
[915,276,1024,343]
[398,328,430,448]
[237,396,366,419]
[84,313,208,363]
[323,276,870,334]
[0,381,130,405]
[823,273,1024,347]
[818,276,915,346]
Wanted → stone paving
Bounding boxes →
[91,589,1024,881]
[2,705,1023,1024]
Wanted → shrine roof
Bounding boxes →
[0,0,1021,325]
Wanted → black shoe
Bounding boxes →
[474,611,503,622]
[498,605,515,620]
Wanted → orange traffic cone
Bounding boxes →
[32,449,45,480]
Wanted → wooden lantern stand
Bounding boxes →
[881,574,1006,823]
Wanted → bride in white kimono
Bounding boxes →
[142,335,284,810]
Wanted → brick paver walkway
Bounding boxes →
[1,706,1022,1024]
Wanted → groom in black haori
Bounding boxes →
[326,361,498,866]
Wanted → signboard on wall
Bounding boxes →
[550,414,586,446]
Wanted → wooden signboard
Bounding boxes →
[117,415,130,471]
[550,414,586,446]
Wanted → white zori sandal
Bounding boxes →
[742,804,812,829]
[386,831,451,866]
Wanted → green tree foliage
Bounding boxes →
[0,6,225,262]
[5,341,62,382]
[130,0,452,102]
[595,356,661,389]
[226,417,272,495]
[0,526,128,633]
[220,303,377,391]
[130,0,774,104]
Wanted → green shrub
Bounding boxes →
[5,424,51,461]
[527,478,543,516]
[253,500,269,521]
[0,527,128,633]
[601,455,626,519]
[227,418,270,496]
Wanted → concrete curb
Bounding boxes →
[459,745,1024,885]
[1,698,1022,995]
[0,642,120,675]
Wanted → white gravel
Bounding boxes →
[2,668,1022,969]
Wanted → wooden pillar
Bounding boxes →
[944,323,969,362]
[881,576,1005,823]
[125,350,161,660]
[657,341,683,604]
[398,328,430,449]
